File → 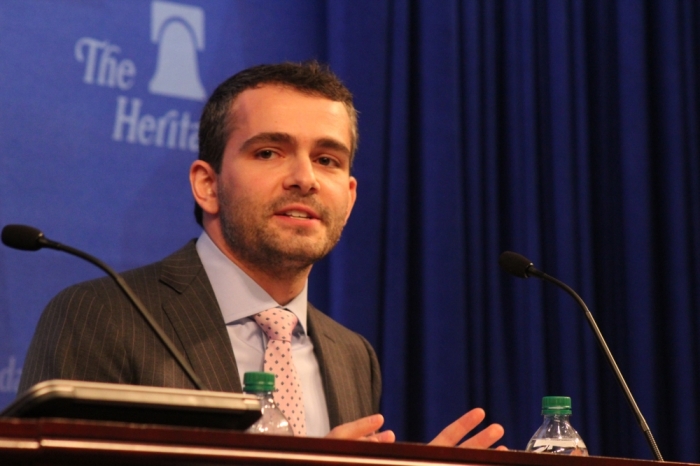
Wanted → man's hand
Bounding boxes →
[325,414,396,442]
[324,409,505,450]
[429,408,506,450]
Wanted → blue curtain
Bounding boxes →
[308,0,700,461]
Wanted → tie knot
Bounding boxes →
[253,308,297,342]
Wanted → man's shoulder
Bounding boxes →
[120,239,201,291]
[50,240,201,304]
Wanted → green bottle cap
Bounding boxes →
[243,372,275,392]
[542,396,572,415]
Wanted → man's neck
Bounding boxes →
[204,228,311,305]
[230,257,310,306]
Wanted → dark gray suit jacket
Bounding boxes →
[18,241,381,429]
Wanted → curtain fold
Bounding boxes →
[320,0,700,460]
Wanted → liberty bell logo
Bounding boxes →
[148,0,206,101]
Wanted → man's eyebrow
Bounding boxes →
[316,138,351,157]
[239,132,295,152]
[239,133,351,158]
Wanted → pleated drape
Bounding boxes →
[310,0,700,461]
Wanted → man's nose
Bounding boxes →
[283,155,319,194]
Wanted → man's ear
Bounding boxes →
[190,160,219,216]
[344,176,357,224]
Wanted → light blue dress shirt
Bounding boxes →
[196,232,330,437]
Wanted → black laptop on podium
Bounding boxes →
[1,379,262,431]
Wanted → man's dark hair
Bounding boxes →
[195,61,358,226]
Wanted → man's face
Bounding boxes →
[215,84,357,274]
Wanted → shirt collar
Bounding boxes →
[195,231,308,332]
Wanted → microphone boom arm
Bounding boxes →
[529,266,663,461]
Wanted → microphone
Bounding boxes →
[499,251,663,461]
[1,224,54,251]
[2,224,205,390]
[498,250,537,278]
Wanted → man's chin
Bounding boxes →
[272,228,328,245]
[265,237,336,263]
[272,244,331,263]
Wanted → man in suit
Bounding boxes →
[19,62,505,446]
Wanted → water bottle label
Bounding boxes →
[529,439,588,456]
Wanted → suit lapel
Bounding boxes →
[159,242,242,392]
[307,304,344,428]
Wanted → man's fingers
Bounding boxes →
[326,410,500,448]
[325,414,394,441]
[364,429,396,443]
[458,423,505,449]
[429,408,487,447]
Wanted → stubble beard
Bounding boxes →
[218,183,346,280]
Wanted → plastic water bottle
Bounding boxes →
[525,396,588,456]
[243,371,294,436]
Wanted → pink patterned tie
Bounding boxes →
[253,308,306,436]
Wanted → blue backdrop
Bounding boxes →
[1,0,699,462]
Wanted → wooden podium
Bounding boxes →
[0,418,690,466]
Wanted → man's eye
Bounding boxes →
[317,156,337,167]
[256,150,275,159]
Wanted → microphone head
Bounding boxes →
[498,251,535,278]
[1,224,46,251]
